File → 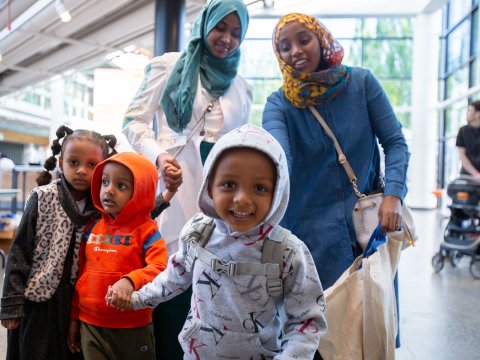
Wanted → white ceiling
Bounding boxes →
[0,0,446,98]
[252,0,444,17]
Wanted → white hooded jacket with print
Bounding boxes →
[131,124,326,360]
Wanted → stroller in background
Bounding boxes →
[432,176,480,279]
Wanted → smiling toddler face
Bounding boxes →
[208,148,276,232]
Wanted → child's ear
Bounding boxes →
[58,157,64,172]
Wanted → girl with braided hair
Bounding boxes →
[0,126,116,360]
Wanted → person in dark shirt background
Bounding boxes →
[456,100,480,178]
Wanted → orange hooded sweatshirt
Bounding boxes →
[71,152,167,328]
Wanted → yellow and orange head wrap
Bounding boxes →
[272,13,350,108]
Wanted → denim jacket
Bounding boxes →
[263,67,410,288]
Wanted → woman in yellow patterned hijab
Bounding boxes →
[272,13,350,108]
[265,13,409,360]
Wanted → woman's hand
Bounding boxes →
[157,153,183,192]
[67,319,82,353]
[379,195,403,233]
[1,318,20,330]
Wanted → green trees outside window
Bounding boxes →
[241,17,414,128]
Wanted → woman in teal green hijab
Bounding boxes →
[122,0,252,359]
[161,0,249,133]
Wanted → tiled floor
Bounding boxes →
[0,209,478,359]
[395,209,480,359]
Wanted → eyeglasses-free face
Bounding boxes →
[277,21,322,73]
[208,148,276,233]
[60,139,105,201]
[206,12,242,59]
[100,162,134,218]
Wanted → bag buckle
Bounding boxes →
[266,278,283,297]
[211,258,237,276]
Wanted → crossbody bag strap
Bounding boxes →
[308,106,366,198]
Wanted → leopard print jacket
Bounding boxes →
[24,178,98,302]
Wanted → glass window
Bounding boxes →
[472,9,478,56]
[247,79,283,125]
[378,80,412,107]
[395,112,412,129]
[321,18,359,38]
[446,65,469,99]
[448,0,473,27]
[241,16,413,131]
[445,99,468,137]
[250,106,264,127]
[19,86,52,110]
[470,58,479,86]
[340,39,362,66]
[444,99,468,183]
[446,20,471,72]
[249,79,282,104]
[444,134,461,184]
[438,36,445,79]
[239,40,280,79]
[362,40,413,78]
[362,18,414,37]
[245,19,278,39]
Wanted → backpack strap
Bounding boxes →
[262,226,295,297]
[182,216,291,298]
[183,214,216,272]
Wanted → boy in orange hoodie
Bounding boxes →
[68,152,177,359]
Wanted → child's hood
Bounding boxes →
[198,124,289,233]
[91,152,158,222]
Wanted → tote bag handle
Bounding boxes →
[362,224,387,259]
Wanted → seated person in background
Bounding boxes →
[457,100,480,179]
[107,125,326,360]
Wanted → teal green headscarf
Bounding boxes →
[160,0,249,133]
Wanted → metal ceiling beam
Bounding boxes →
[0,0,53,43]
[0,0,432,98]
[0,0,37,30]
[1,63,58,77]
[1,1,156,92]
[0,0,133,63]
[17,29,124,54]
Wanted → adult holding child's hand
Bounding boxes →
[157,153,182,192]
[263,13,409,292]
[122,1,252,358]
[263,15,410,357]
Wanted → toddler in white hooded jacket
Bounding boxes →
[107,124,326,359]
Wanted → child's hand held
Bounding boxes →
[158,154,182,192]
[105,285,114,306]
[1,318,20,330]
[106,278,134,310]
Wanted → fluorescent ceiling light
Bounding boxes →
[55,0,71,22]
